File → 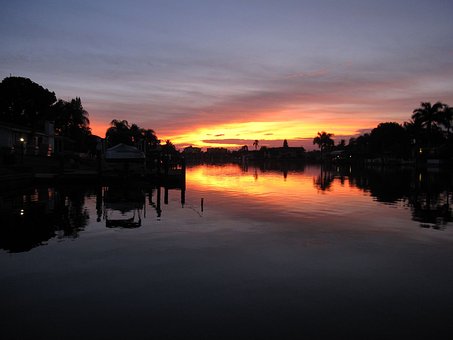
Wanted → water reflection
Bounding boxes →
[187,163,453,230]
[98,185,186,227]
[102,186,145,228]
[0,186,90,253]
[2,164,452,339]
[407,173,452,230]
[314,166,336,191]
[240,161,305,181]
[1,164,452,253]
[345,166,453,229]
[0,184,186,253]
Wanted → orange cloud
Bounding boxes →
[160,112,380,150]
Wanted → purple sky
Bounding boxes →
[1,0,453,149]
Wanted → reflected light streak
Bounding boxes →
[187,165,372,216]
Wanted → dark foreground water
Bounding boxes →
[1,164,453,339]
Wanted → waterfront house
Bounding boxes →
[0,121,55,159]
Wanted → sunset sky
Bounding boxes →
[1,0,453,150]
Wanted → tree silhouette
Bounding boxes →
[0,76,56,130]
[51,97,91,150]
[106,119,132,146]
[0,77,96,151]
[143,128,159,151]
[439,104,453,137]
[412,102,443,144]
[349,133,371,158]
[130,123,142,143]
[253,140,259,150]
[404,119,423,139]
[105,120,160,154]
[313,131,334,158]
[337,139,346,149]
[129,124,159,151]
[161,139,178,157]
[370,122,409,158]
[403,119,424,156]
[283,139,289,148]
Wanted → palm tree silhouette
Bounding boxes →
[106,119,131,146]
[439,104,453,137]
[253,140,259,150]
[313,131,334,158]
[53,97,90,138]
[412,102,443,144]
[143,129,159,149]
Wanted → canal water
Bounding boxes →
[1,164,453,339]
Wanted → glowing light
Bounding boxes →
[162,120,363,150]
[188,165,367,199]
[90,121,110,138]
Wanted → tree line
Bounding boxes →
[313,102,453,161]
[2,76,451,161]
[105,119,178,157]
[0,76,174,155]
[0,76,92,151]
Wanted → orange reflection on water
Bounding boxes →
[187,164,373,217]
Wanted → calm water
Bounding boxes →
[1,164,453,339]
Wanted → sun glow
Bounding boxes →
[90,120,110,138]
[161,120,361,150]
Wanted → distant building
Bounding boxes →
[263,146,306,160]
[206,147,228,155]
[182,145,203,161]
[182,146,202,155]
[206,147,229,161]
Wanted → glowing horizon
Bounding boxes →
[91,116,380,150]
[90,108,387,150]
[159,119,375,150]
